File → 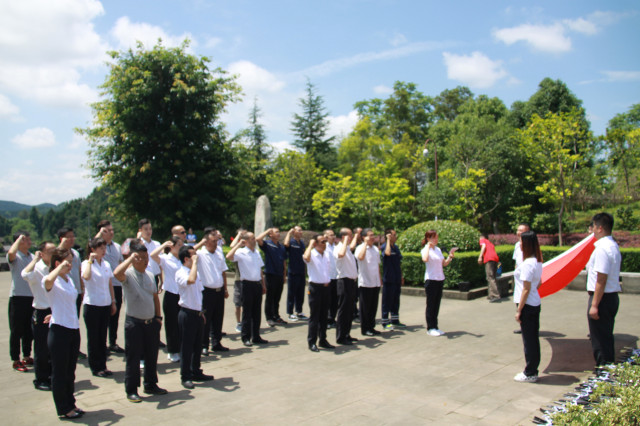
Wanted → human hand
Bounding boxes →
[34,250,43,260]
[89,253,98,262]
[589,305,599,320]
[515,312,521,323]
[136,231,142,239]
[110,303,117,316]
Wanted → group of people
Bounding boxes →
[5,212,623,419]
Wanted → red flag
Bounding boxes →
[539,234,596,298]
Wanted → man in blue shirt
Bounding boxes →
[257,228,288,326]
[285,226,307,321]
[381,229,404,330]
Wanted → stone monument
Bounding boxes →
[254,195,272,236]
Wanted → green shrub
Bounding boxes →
[621,247,640,272]
[397,220,481,253]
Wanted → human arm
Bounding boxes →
[589,272,608,320]
[226,239,245,260]
[355,240,368,261]
[193,237,207,251]
[82,254,98,281]
[256,228,271,247]
[336,235,349,258]
[384,238,392,256]
[443,249,454,267]
[421,243,432,262]
[229,230,243,249]
[44,259,71,291]
[21,250,42,278]
[113,254,137,282]
[303,239,316,263]
[284,228,294,247]
[109,279,116,315]
[186,255,199,285]
[150,241,172,266]
[261,270,266,295]
[515,280,532,323]
[153,292,162,324]
[478,244,486,265]
[7,235,25,263]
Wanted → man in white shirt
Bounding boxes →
[334,228,359,345]
[176,246,214,389]
[303,235,335,352]
[356,228,382,337]
[586,213,622,366]
[226,232,268,347]
[197,228,229,354]
[512,223,530,334]
[137,219,162,289]
[324,229,338,329]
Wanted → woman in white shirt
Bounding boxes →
[44,248,83,420]
[81,238,116,377]
[420,230,454,336]
[513,231,543,383]
[150,235,184,362]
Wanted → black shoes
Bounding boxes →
[143,385,168,395]
[513,329,522,334]
[59,410,83,420]
[337,339,353,346]
[363,331,375,336]
[212,344,229,352]
[318,340,335,349]
[309,344,319,352]
[108,344,125,353]
[348,336,359,342]
[252,338,269,344]
[33,380,51,391]
[127,393,142,403]
[243,340,253,347]
[182,381,194,389]
[192,373,214,381]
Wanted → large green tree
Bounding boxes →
[605,104,640,198]
[79,41,240,234]
[290,80,337,171]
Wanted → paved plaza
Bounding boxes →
[1,270,638,425]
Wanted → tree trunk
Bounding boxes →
[558,198,564,247]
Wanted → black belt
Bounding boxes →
[204,286,224,292]
[243,280,261,285]
[181,307,203,316]
[587,291,619,296]
[310,282,329,286]
[126,315,154,325]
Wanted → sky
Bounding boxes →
[1,0,639,205]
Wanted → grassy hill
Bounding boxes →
[0,200,57,218]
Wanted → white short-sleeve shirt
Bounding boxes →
[305,249,331,284]
[159,253,182,294]
[232,247,264,282]
[82,259,114,306]
[586,236,622,293]
[197,247,224,288]
[176,265,204,311]
[356,244,381,288]
[421,245,445,281]
[45,275,79,329]
[21,260,50,309]
[334,242,358,280]
[514,257,542,307]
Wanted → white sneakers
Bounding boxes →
[427,329,445,336]
[167,353,180,363]
[235,322,242,332]
[514,372,538,383]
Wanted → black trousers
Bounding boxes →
[424,279,444,330]
[287,273,305,314]
[32,308,51,384]
[264,273,284,321]
[519,303,541,376]
[381,280,401,323]
[241,280,263,341]
[8,296,34,361]
[83,304,110,374]
[308,283,330,345]
[588,292,619,366]
[163,291,181,354]
[359,287,380,334]
[328,279,338,323]
[75,294,83,318]
[202,288,225,349]
[124,316,160,393]
[48,324,79,416]
[178,308,203,381]
[108,286,123,346]
[336,278,357,341]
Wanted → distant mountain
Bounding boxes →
[0,200,58,218]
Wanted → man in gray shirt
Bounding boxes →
[7,231,34,372]
[114,239,167,403]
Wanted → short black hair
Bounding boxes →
[518,222,531,231]
[338,228,351,238]
[12,230,30,241]
[129,239,148,254]
[57,227,74,239]
[96,220,111,230]
[592,212,614,234]
[138,218,150,229]
[38,241,53,252]
[179,245,194,263]
[361,228,373,239]
[384,228,395,235]
[203,227,217,238]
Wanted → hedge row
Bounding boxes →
[402,246,640,289]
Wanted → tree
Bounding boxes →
[312,172,353,228]
[605,104,640,198]
[266,150,322,229]
[518,110,591,245]
[246,97,270,161]
[290,80,337,171]
[78,41,240,234]
[433,86,474,122]
[29,207,43,239]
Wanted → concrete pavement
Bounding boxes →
[1,270,638,425]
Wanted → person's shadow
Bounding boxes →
[444,331,484,339]
[71,408,124,425]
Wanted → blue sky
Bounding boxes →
[1,0,639,205]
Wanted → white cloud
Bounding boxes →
[493,23,571,53]
[298,40,455,78]
[442,51,508,89]
[12,127,56,149]
[0,0,107,109]
[268,140,297,154]
[0,94,20,120]
[228,60,286,93]
[69,133,88,149]
[373,85,393,95]
[601,71,640,82]
[204,37,223,49]
[0,167,94,205]
[562,18,598,35]
[390,33,408,47]
[110,16,194,50]
[328,110,358,139]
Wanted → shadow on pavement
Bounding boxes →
[74,408,125,425]
[444,331,484,339]
[147,389,194,409]
[75,379,100,393]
